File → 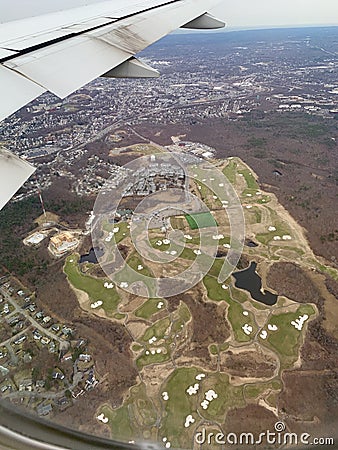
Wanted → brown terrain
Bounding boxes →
[169,285,231,362]
[224,404,278,441]
[220,350,277,379]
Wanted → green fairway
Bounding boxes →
[209,344,218,355]
[126,253,153,278]
[160,367,200,448]
[203,274,231,302]
[135,298,166,320]
[264,304,316,367]
[101,404,134,442]
[141,317,171,342]
[100,382,157,441]
[244,380,281,400]
[222,159,238,184]
[177,301,191,322]
[64,255,120,315]
[185,212,217,230]
[226,299,257,342]
[256,220,292,245]
[136,350,170,369]
[103,221,129,244]
[238,169,259,190]
[201,372,244,420]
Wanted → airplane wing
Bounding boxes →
[0,0,224,210]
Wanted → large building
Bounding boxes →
[48,232,79,257]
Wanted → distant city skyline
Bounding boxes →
[0,0,337,28]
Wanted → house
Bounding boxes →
[37,403,53,416]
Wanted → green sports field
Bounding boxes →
[185,212,217,230]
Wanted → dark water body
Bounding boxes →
[79,248,104,264]
[232,261,278,306]
[245,239,258,248]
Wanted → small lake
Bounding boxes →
[245,239,258,248]
[79,247,104,264]
[232,261,278,306]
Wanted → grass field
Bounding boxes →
[171,301,192,334]
[209,344,218,355]
[142,317,171,342]
[101,404,134,442]
[100,382,157,441]
[126,253,153,278]
[231,286,249,303]
[201,372,245,420]
[238,169,259,190]
[136,350,170,369]
[222,159,238,184]
[112,252,157,297]
[103,221,129,244]
[160,367,200,448]
[256,195,271,204]
[170,216,186,230]
[256,220,292,245]
[245,206,262,224]
[185,212,217,230]
[64,255,120,315]
[226,299,257,342]
[203,274,231,302]
[178,301,191,322]
[135,298,166,320]
[244,379,281,400]
[264,304,316,368]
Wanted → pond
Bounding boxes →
[79,248,104,264]
[232,261,278,306]
[245,239,258,248]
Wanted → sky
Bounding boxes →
[0,0,337,28]
[213,0,338,29]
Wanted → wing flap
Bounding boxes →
[0,65,46,122]
[0,148,36,210]
[4,37,132,98]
